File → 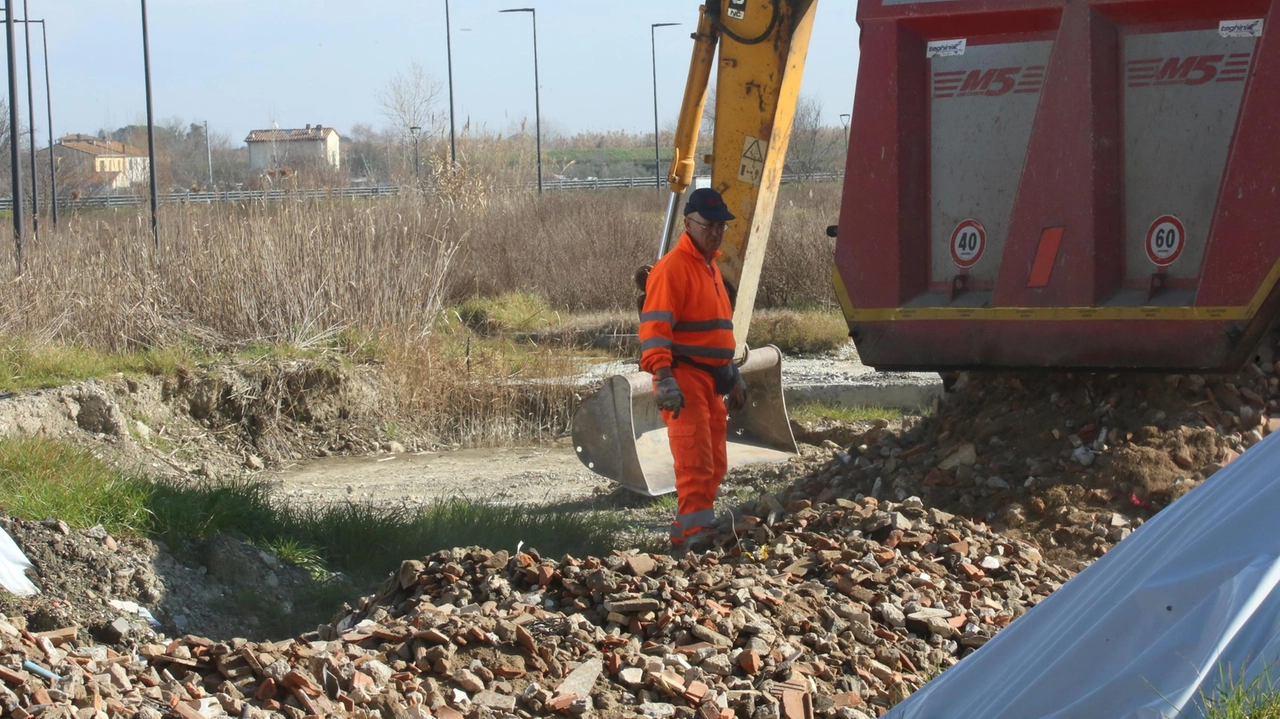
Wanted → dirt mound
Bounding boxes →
[0,358,420,484]
[0,516,326,642]
[165,360,392,464]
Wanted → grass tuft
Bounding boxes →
[0,342,197,392]
[0,437,153,534]
[747,309,849,355]
[257,538,329,580]
[1195,663,1280,719]
[791,402,904,425]
[452,292,559,335]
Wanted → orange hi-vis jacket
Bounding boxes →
[639,232,736,374]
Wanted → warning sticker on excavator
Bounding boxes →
[738,136,767,185]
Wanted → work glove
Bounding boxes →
[654,375,685,418]
[726,364,747,412]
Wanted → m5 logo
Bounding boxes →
[1127,53,1253,87]
[933,66,1045,99]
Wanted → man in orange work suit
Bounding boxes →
[639,188,747,553]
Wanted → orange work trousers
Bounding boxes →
[660,363,727,545]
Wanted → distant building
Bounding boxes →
[54,134,149,190]
[245,124,340,172]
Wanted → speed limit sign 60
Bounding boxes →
[1146,215,1185,267]
[950,220,986,269]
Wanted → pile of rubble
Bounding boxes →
[0,487,1071,719]
[808,365,1277,566]
[10,350,1280,719]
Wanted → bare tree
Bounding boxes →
[785,95,843,176]
[378,61,444,137]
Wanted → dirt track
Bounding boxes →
[272,342,938,509]
[274,439,614,508]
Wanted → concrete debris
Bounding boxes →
[823,370,1273,566]
[6,363,1277,717]
[0,485,1069,719]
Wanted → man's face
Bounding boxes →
[685,212,728,258]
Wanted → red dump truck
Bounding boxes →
[840,0,1278,371]
[574,0,1278,494]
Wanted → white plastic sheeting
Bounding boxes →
[888,431,1280,719]
[0,525,38,597]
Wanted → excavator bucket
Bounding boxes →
[572,345,798,496]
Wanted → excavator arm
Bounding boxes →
[660,0,819,348]
[572,0,817,495]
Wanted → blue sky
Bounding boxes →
[23,1,860,144]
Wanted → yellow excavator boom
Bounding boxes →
[573,0,817,495]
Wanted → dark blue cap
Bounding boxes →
[683,188,736,222]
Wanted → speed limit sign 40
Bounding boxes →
[950,220,986,269]
[1146,215,1185,267]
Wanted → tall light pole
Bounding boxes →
[140,0,159,251]
[500,7,541,194]
[36,19,53,226]
[840,113,851,155]
[20,0,36,242]
[409,125,421,181]
[650,22,679,194]
[7,18,52,227]
[5,1,25,269]
[203,120,213,188]
[444,0,456,166]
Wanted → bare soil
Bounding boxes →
[273,439,612,508]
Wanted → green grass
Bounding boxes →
[256,538,328,580]
[0,437,153,534]
[0,342,196,391]
[450,292,562,335]
[1192,664,1280,719]
[235,342,329,363]
[790,402,903,425]
[0,436,623,582]
[145,477,622,580]
[651,494,679,512]
[747,309,849,355]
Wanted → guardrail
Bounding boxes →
[0,172,844,211]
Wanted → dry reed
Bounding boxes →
[0,179,842,445]
[1,196,460,350]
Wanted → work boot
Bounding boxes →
[672,530,719,559]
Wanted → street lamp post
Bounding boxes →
[409,125,421,181]
[5,1,25,268]
[204,120,213,188]
[444,0,456,165]
[140,0,159,251]
[36,19,53,226]
[5,18,53,228]
[21,0,36,242]
[500,7,541,194]
[650,22,679,194]
[840,113,851,155]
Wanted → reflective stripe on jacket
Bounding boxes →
[639,232,735,374]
